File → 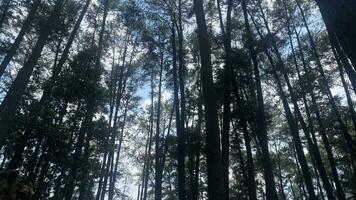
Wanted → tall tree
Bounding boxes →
[241,0,278,199]
[0,0,41,78]
[0,0,66,146]
[193,0,225,198]
[217,0,233,197]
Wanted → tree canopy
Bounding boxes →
[0,0,356,199]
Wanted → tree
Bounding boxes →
[193,0,225,198]
[0,0,66,146]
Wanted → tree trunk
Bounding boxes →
[334,47,356,132]
[297,0,356,157]
[0,0,41,78]
[142,69,155,200]
[45,0,91,91]
[250,9,317,197]
[139,129,150,200]
[193,0,225,198]
[232,76,257,200]
[0,0,65,146]
[234,127,249,199]
[241,1,278,199]
[315,0,356,68]
[281,2,335,199]
[107,95,130,200]
[219,0,233,198]
[6,36,62,170]
[192,89,202,200]
[328,32,356,94]
[91,1,109,199]
[176,3,187,197]
[171,14,185,200]
[64,100,95,199]
[291,21,347,200]
[154,45,164,200]
[100,36,129,200]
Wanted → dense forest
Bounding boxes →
[0,0,355,199]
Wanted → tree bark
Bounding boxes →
[193,0,225,198]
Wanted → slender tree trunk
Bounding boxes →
[296,0,356,157]
[107,95,130,200]
[78,104,100,199]
[64,100,95,199]
[0,0,41,78]
[161,105,174,173]
[9,0,91,170]
[75,0,108,198]
[103,33,132,199]
[90,1,109,199]
[290,136,307,199]
[192,89,202,200]
[107,37,138,200]
[312,159,326,200]
[292,21,347,200]
[0,0,65,146]
[232,77,257,200]
[241,1,278,199]
[334,48,356,132]
[154,46,164,200]
[329,32,356,94]
[136,185,141,200]
[193,0,225,198]
[281,2,335,199]
[171,14,185,200]
[31,152,50,200]
[139,129,150,200]
[100,42,129,200]
[270,66,317,199]
[251,10,317,197]
[176,2,186,197]
[218,0,233,198]
[277,152,286,200]
[142,69,155,200]
[6,36,62,170]
[289,177,297,200]
[234,128,249,199]
[259,3,336,198]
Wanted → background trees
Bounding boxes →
[0,0,356,199]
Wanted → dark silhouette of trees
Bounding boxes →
[0,0,356,199]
